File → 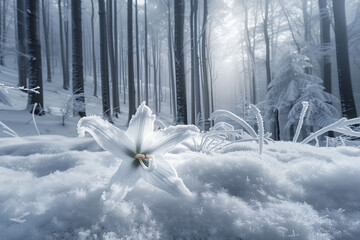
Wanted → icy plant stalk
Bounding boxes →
[32,103,40,135]
[293,101,309,143]
[250,104,264,154]
[302,117,360,144]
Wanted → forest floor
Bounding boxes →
[1,66,360,239]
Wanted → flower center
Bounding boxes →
[135,153,152,170]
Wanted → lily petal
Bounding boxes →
[126,102,156,153]
[77,116,134,160]
[108,160,142,200]
[141,155,192,197]
[142,125,199,155]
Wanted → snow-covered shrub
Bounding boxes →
[264,53,340,140]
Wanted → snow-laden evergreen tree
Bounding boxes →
[264,53,340,140]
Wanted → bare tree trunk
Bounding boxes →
[16,0,27,88]
[144,0,149,105]
[151,26,158,113]
[264,0,271,86]
[41,0,51,82]
[190,0,195,124]
[201,0,210,130]
[71,0,86,117]
[167,0,176,122]
[128,0,136,122]
[98,0,112,122]
[174,0,187,124]
[193,0,201,123]
[58,0,69,89]
[318,0,331,94]
[332,0,357,118]
[91,0,97,96]
[64,0,70,88]
[26,0,44,114]
[107,0,120,116]
[135,0,140,105]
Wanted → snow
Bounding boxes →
[0,135,360,239]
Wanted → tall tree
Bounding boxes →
[41,0,51,82]
[318,0,331,94]
[107,0,120,116]
[26,0,44,114]
[332,0,357,118]
[128,0,136,123]
[144,0,149,105]
[174,0,187,124]
[263,0,271,86]
[90,0,97,96]
[135,0,140,105]
[201,0,210,130]
[16,0,27,88]
[166,0,176,122]
[71,0,86,117]
[98,0,112,122]
[58,0,69,89]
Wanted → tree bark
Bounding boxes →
[318,0,331,94]
[332,0,357,118]
[71,0,86,117]
[91,0,97,97]
[26,0,44,114]
[58,0,69,89]
[144,0,149,105]
[135,0,140,105]
[98,0,112,122]
[174,0,187,124]
[41,0,51,82]
[128,0,136,123]
[16,0,27,88]
[201,0,210,130]
[264,0,271,86]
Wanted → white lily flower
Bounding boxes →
[77,102,198,198]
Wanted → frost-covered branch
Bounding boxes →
[293,101,309,143]
[301,117,360,144]
[210,110,257,138]
[0,83,40,94]
[249,104,264,154]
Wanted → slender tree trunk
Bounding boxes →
[41,0,51,82]
[318,0,331,94]
[193,0,201,123]
[128,0,136,122]
[190,0,195,124]
[264,0,271,86]
[135,0,140,105]
[64,0,70,89]
[91,0,97,96]
[98,0,112,122]
[58,0,68,89]
[167,0,176,122]
[151,26,158,113]
[144,0,149,105]
[332,0,357,118]
[26,0,44,114]
[71,0,86,117]
[16,0,27,88]
[174,0,187,124]
[114,0,118,104]
[201,0,210,130]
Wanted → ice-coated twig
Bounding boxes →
[0,121,19,137]
[0,83,40,94]
[293,101,309,143]
[249,104,264,154]
[210,110,257,138]
[32,103,41,135]
[301,117,360,144]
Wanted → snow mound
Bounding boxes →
[0,136,360,239]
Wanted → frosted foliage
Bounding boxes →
[1,136,360,239]
[264,53,339,129]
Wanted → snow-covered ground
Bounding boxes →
[1,66,360,239]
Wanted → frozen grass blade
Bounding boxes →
[250,104,264,154]
[0,121,19,137]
